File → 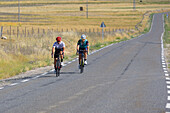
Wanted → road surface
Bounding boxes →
[0,13,168,113]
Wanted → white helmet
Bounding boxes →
[81,34,86,39]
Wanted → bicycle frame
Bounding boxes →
[55,53,62,77]
[79,50,87,73]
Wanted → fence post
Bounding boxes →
[28,30,29,37]
[25,27,26,37]
[89,28,91,33]
[43,29,45,35]
[0,26,3,37]
[10,26,11,39]
[17,26,19,38]
[38,28,40,37]
[32,27,34,36]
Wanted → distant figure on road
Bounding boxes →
[76,34,89,68]
[52,37,65,69]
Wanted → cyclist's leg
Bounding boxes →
[79,48,83,65]
[84,48,87,64]
[54,58,56,69]
[78,53,82,69]
[54,51,59,69]
[60,50,64,66]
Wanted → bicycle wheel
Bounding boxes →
[56,59,61,77]
[80,59,84,73]
[56,69,59,77]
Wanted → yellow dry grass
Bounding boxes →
[0,0,169,79]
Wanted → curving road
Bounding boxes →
[0,13,168,113]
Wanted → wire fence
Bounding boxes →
[0,26,134,39]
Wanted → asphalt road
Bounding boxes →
[0,13,167,113]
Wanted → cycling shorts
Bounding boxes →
[79,48,87,54]
[54,48,63,58]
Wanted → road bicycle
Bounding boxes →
[52,53,62,77]
[79,50,87,73]
[55,54,61,77]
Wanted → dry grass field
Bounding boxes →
[164,14,170,71]
[0,0,169,79]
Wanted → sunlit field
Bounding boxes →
[0,0,169,79]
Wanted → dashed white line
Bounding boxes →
[32,76,40,79]
[168,90,170,94]
[166,74,169,77]
[168,96,170,101]
[0,87,4,90]
[166,77,170,80]
[164,68,167,70]
[72,59,76,62]
[166,103,170,108]
[21,79,30,83]
[167,86,170,89]
[41,72,48,76]
[163,65,166,68]
[50,69,55,72]
[165,71,168,73]
[9,83,19,86]
[166,81,170,84]
[67,62,71,64]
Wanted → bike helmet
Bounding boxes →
[81,34,86,39]
[56,37,61,42]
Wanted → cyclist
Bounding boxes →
[52,37,65,69]
[77,34,89,68]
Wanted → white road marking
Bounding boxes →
[21,79,30,83]
[166,77,170,80]
[41,72,48,76]
[165,74,169,77]
[50,69,55,72]
[0,87,4,90]
[166,103,170,108]
[168,96,170,100]
[167,81,170,84]
[67,62,71,64]
[32,76,40,79]
[167,86,170,89]
[163,65,166,68]
[168,90,170,94]
[164,68,167,70]
[9,83,19,86]
[165,71,168,73]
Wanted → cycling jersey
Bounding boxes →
[77,39,89,49]
[53,41,65,58]
[53,41,65,49]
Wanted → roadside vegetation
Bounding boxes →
[164,14,170,70]
[0,0,170,79]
